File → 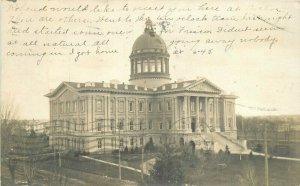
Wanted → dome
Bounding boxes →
[132,32,167,51]
[129,18,171,88]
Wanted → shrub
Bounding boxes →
[144,137,154,152]
[124,146,128,154]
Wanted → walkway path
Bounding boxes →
[252,152,300,162]
[81,155,142,173]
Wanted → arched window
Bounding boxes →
[157,59,162,72]
[143,61,148,72]
[137,61,141,73]
[150,59,155,72]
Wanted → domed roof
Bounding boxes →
[132,32,167,51]
[132,18,167,51]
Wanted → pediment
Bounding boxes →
[57,89,78,100]
[46,82,78,98]
[187,79,222,93]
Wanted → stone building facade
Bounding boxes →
[45,19,238,153]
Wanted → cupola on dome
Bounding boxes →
[132,18,167,52]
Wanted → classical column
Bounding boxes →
[174,97,179,130]
[205,97,208,132]
[136,98,138,131]
[187,96,190,129]
[195,97,199,132]
[125,97,128,131]
[166,60,169,73]
[141,59,144,73]
[233,101,236,130]
[223,99,227,131]
[88,95,93,131]
[215,97,220,132]
[115,98,118,133]
[213,97,218,131]
[135,59,138,74]
[184,96,188,130]
[131,60,133,75]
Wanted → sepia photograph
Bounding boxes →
[1,0,300,185]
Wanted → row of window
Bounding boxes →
[97,99,172,113]
[132,59,168,74]
[52,99,222,114]
[52,100,85,114]
[53,137,85,150]
[96,119,173,131]
[97,137,144,149]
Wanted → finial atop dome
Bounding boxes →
[145,17,154,31]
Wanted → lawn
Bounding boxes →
[182,153,300,186]
[90,152,157,169]
[1,156,139,186]
[3,152,299,186]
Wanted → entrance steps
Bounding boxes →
[212,132,250,154]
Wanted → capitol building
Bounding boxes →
[46,19,244,153]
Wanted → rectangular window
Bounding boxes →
[168,120,172,129]
[130,138,134,146]
[191,101,195,112]
[97,119,102,131]
[66,102,70,113]
[98,139,102,148]
[158,102,162,112]
[150,60,155,72]
[137,61,141,73]
[130,120,134,130]
[228,103,232,113]
[167,101,171,111]
[96,99,103,111]
[149,120,152,129]
[228,118,232,127]
[157,60,161,72]
[199,102,203,111]
[118,119,124,130]
[53,103,57,114]
[110,100,114,113]
[139,102,144,112]
[139,119,143,130]
[60,102,64,113]
[110,119,115,131]
[143,62,148,72]
[66,121,70,131]
[140,137,143,145]
[111,138,114,149]
[118,101,124,112]
[160,122,163,130]
[148,102,152,112]
[81,120,85,131]
[182,120,185,129]
[210,103,213,112]
[80,100,85,112]
[119,138,124,147]
[129,101,134,112]
[74,121,77,131]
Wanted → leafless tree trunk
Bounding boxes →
[1,98,19,184]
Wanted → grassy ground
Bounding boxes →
[183,154,300,186]
[1,156,139,186]
[90,152,157,169]
[2,152,300,186]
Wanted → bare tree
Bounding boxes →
[1,98,19,185]
[237,161,258,186]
